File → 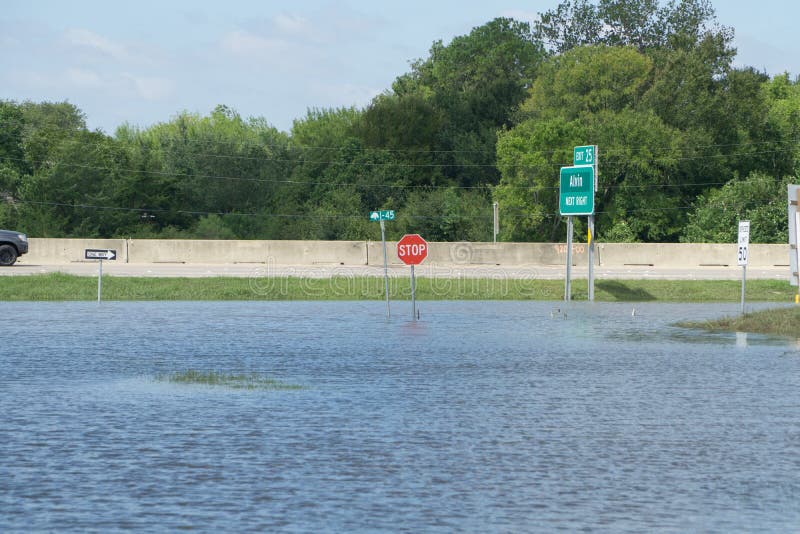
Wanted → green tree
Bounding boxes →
[495,117,583,241]
[395,187,492,242]
[681,173,791,243]
[534,0,727,53]
[355,93,445,188]
[365,18,547,188]
[192,214,238,239]
[19,101,87,173]
[0,102,27,188]
[763,73,800,175]
[116,106,294,238]
[518,45,652,121]
[16,130,131,237]
[495,107,703,242]
[300,185,373,241]
[497,45,710,242]
[291,107,363,183]
[290,108,405,240]
[0,101,94,235]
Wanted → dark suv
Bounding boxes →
[0,230,28,266]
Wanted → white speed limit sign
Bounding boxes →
[737,220,750,266]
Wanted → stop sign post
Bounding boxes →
[397,234,428,320]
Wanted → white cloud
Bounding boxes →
[220,29,292,58]
[224,6,382,60]
[6,70,51,90]
[310,82,383,108]
[10,66,174,102]
[273,13,314,39]
[267,10,371,45]
[317,5,384,43]
[1,33,21,47]
[218,27,335,77]
[65,28,131,62]
[63,28,166,68]
[65,68,102,88]
[122,74,175,101]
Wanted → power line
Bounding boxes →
[0,147,792,194]
[1,115,799,162]
[11,197,766,223]
[0,155,490,190]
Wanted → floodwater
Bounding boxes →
[2,301,799,532]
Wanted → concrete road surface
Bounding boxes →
[0,261,790,281]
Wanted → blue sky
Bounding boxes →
[3,0,798,134]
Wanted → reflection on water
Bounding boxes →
[2,301,799,532]
[736,331,748,348]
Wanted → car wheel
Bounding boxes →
[0,244,18,266]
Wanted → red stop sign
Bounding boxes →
[397,234,428,265]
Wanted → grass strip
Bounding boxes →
[156,370,304,390]
[676,306,800,337]
[0,272,797,302]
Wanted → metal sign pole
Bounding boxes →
[795,208,800,302]
[796,190,800,299]
[590,145,598,302]
[741,264,747,314]
[380,219,390,318]
[588,215,595,302]
[411,264,416,321]
[493,202,499,243]
[97,259,103,303]
[565,216,573,301]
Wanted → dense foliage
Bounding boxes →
[1,1,797,243]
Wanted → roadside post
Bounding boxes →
[85,249,117,302]
[789,185,800,302]
[560,158,595,301]
[493,202,499,243]
[588,218,595,301]
[565,216,573,301]
[737,220,750,314]
[574,145,598,301]
[370,210,395,317]
[396,234,428,321]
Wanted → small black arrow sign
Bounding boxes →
[85,249,117,260]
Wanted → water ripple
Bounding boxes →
[1,301,799,532]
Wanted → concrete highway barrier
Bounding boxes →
[126,239,367,265]
[24,238,129,264]
[17,238,791,269]
[598,243,790,268]
[366,241,591,266]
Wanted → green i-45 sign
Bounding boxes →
[369,210,395,221]
[559,166,595,216]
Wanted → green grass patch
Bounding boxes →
[156,370,304,390]
[0,273,796,302]
[676,306,800,338]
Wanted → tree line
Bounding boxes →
[1,0,798,243]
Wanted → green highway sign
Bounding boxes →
[560,166,595,215]
[573,145,596,166]
[370,210,395,221]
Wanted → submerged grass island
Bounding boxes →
[156,370,304,391]
[676,306,800,338]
